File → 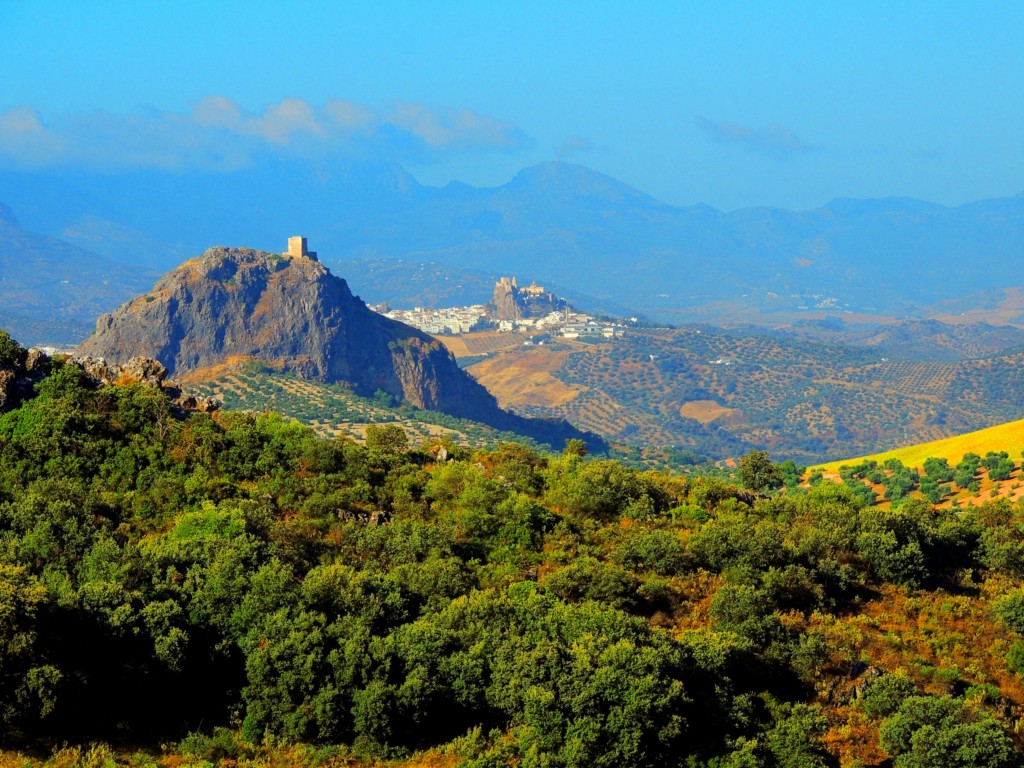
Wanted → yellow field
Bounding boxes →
[813,417,1024,472]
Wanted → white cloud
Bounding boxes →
[695,116,816,160]
[190,95,244,129]
[557,134,594,158]
[0,97,531,171]
[386,102,528,151]
[0,106,69,166]
[251,98,326,144]
[323,99,377,133]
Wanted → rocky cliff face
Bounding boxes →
[75,247,601,449]
[490,277,566,322]
[491,278,523,321]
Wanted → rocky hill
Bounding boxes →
[75,245,601,449]
[489,276,566,321]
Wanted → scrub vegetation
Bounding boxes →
[1,336,1024,767]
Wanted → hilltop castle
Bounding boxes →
[490,276,564,321]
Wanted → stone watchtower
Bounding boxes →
[285,236,318,262]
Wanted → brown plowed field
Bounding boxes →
[436,331,530,358]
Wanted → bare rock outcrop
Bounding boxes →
[0,330,49,412]
[71,354,219,414]
[0,327,211,417]
[489,276,566,322]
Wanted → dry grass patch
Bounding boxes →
[437,331,530,358]
[469,348,581,408]
[179,356,278,384]
[679,399,745,425]
[929,287,1024,327]
[434,335,471,357]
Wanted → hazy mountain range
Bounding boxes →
[0,202,158,344]
[1,160,1022,340]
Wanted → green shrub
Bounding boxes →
[862,673,917,717]
[879,695,1016,768]
[1006,640,1024,676]
[0,328,24,369]
[993,590,1024,633]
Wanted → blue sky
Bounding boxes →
[1,0,1021,210]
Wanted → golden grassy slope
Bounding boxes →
[813,417,1024,473]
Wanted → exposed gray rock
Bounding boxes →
[24,348,48,373]
[75,356,117,385]
[488,276,566,322]
[120,356,168,386]
[0,369,15,411]
[68,354,219,415]
[0,340,49,412]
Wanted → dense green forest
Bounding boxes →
[2,332,1024,767]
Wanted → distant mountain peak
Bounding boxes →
[504,161,660,206]
[316,159,423,200]
[0,201,19,228]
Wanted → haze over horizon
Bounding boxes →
[2,1,1022,213]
